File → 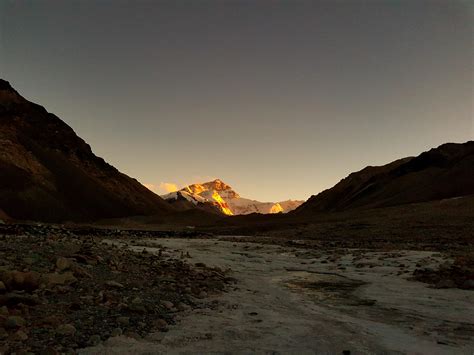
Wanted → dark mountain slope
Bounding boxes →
[295,141,474,214]
[0,79,173,222]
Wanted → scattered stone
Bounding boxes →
[105,280,124,288]
[12,330,28,341]
[5,316,26,329]
[56,324,76,336]
[461,279,474,289]
[177,302,191,311]
[56,257,73,271]
[44,272,77,286]
[0,327,7,340]
[111,328,123,337]
[117,317,130,326]
[88,334,101,346]
[0,223,230,353]
[72,265,93,279]
[128,303,146,313]
[161,300,174,310]
[153,319,168,330]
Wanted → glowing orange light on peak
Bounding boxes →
[270,203,284,214]
[211,191,233,216]
[185,183,206,195]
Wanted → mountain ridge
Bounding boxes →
[294,141,474,214]
[0,79,174,222]
[161,179,304,215]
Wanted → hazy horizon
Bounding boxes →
[1,0,472,201]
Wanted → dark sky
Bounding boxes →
[1,0,472,201]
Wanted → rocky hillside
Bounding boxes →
[162,179,304,215]
[295,141,474,214]
[0,79,173,222]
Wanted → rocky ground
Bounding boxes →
[0,224,234,354]
[83,237,474,354]
[0,222,473,354]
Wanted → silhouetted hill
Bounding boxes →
[0,79,173,222]
[295,141,474,214]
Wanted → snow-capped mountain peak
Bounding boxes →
[161,179,304,216]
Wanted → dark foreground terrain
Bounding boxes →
[0,196,473,353]
[0,198,474,354]
[0,224,233,353]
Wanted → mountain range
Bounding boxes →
[161,179,304,216]
[1,78,473,224]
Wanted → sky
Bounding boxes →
[0,0,472,201]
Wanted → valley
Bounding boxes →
[0,78,473,353]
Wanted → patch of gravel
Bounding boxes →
[0,224,234,353]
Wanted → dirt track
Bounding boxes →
[82,237,474,354]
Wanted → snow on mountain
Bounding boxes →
[162,190,207,205]
[161,179,304,216]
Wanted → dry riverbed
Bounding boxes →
[83,237,474,354]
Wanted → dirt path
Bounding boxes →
[82,237,474,354]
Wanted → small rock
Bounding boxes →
[44,272,77,286]
[177,302,191,311]
[71,265,93,279]
[43,315,61,326]
[161,300,174,309]
[56,257,73,271]
[56,324,76,336]
[111,328,123,337]
[88,334,101,346]
[117,316,130,326]
[0,327,7,340]
[106,281,124,288]
[154,319,168,330]
[0,282,6,293]
[198,291,208,298]
[129,303,146,313]
[132,296,142,304]
[5,316,26,329]
[12,330,28,341]
[23,257,36,265]
[461,279,474,289]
